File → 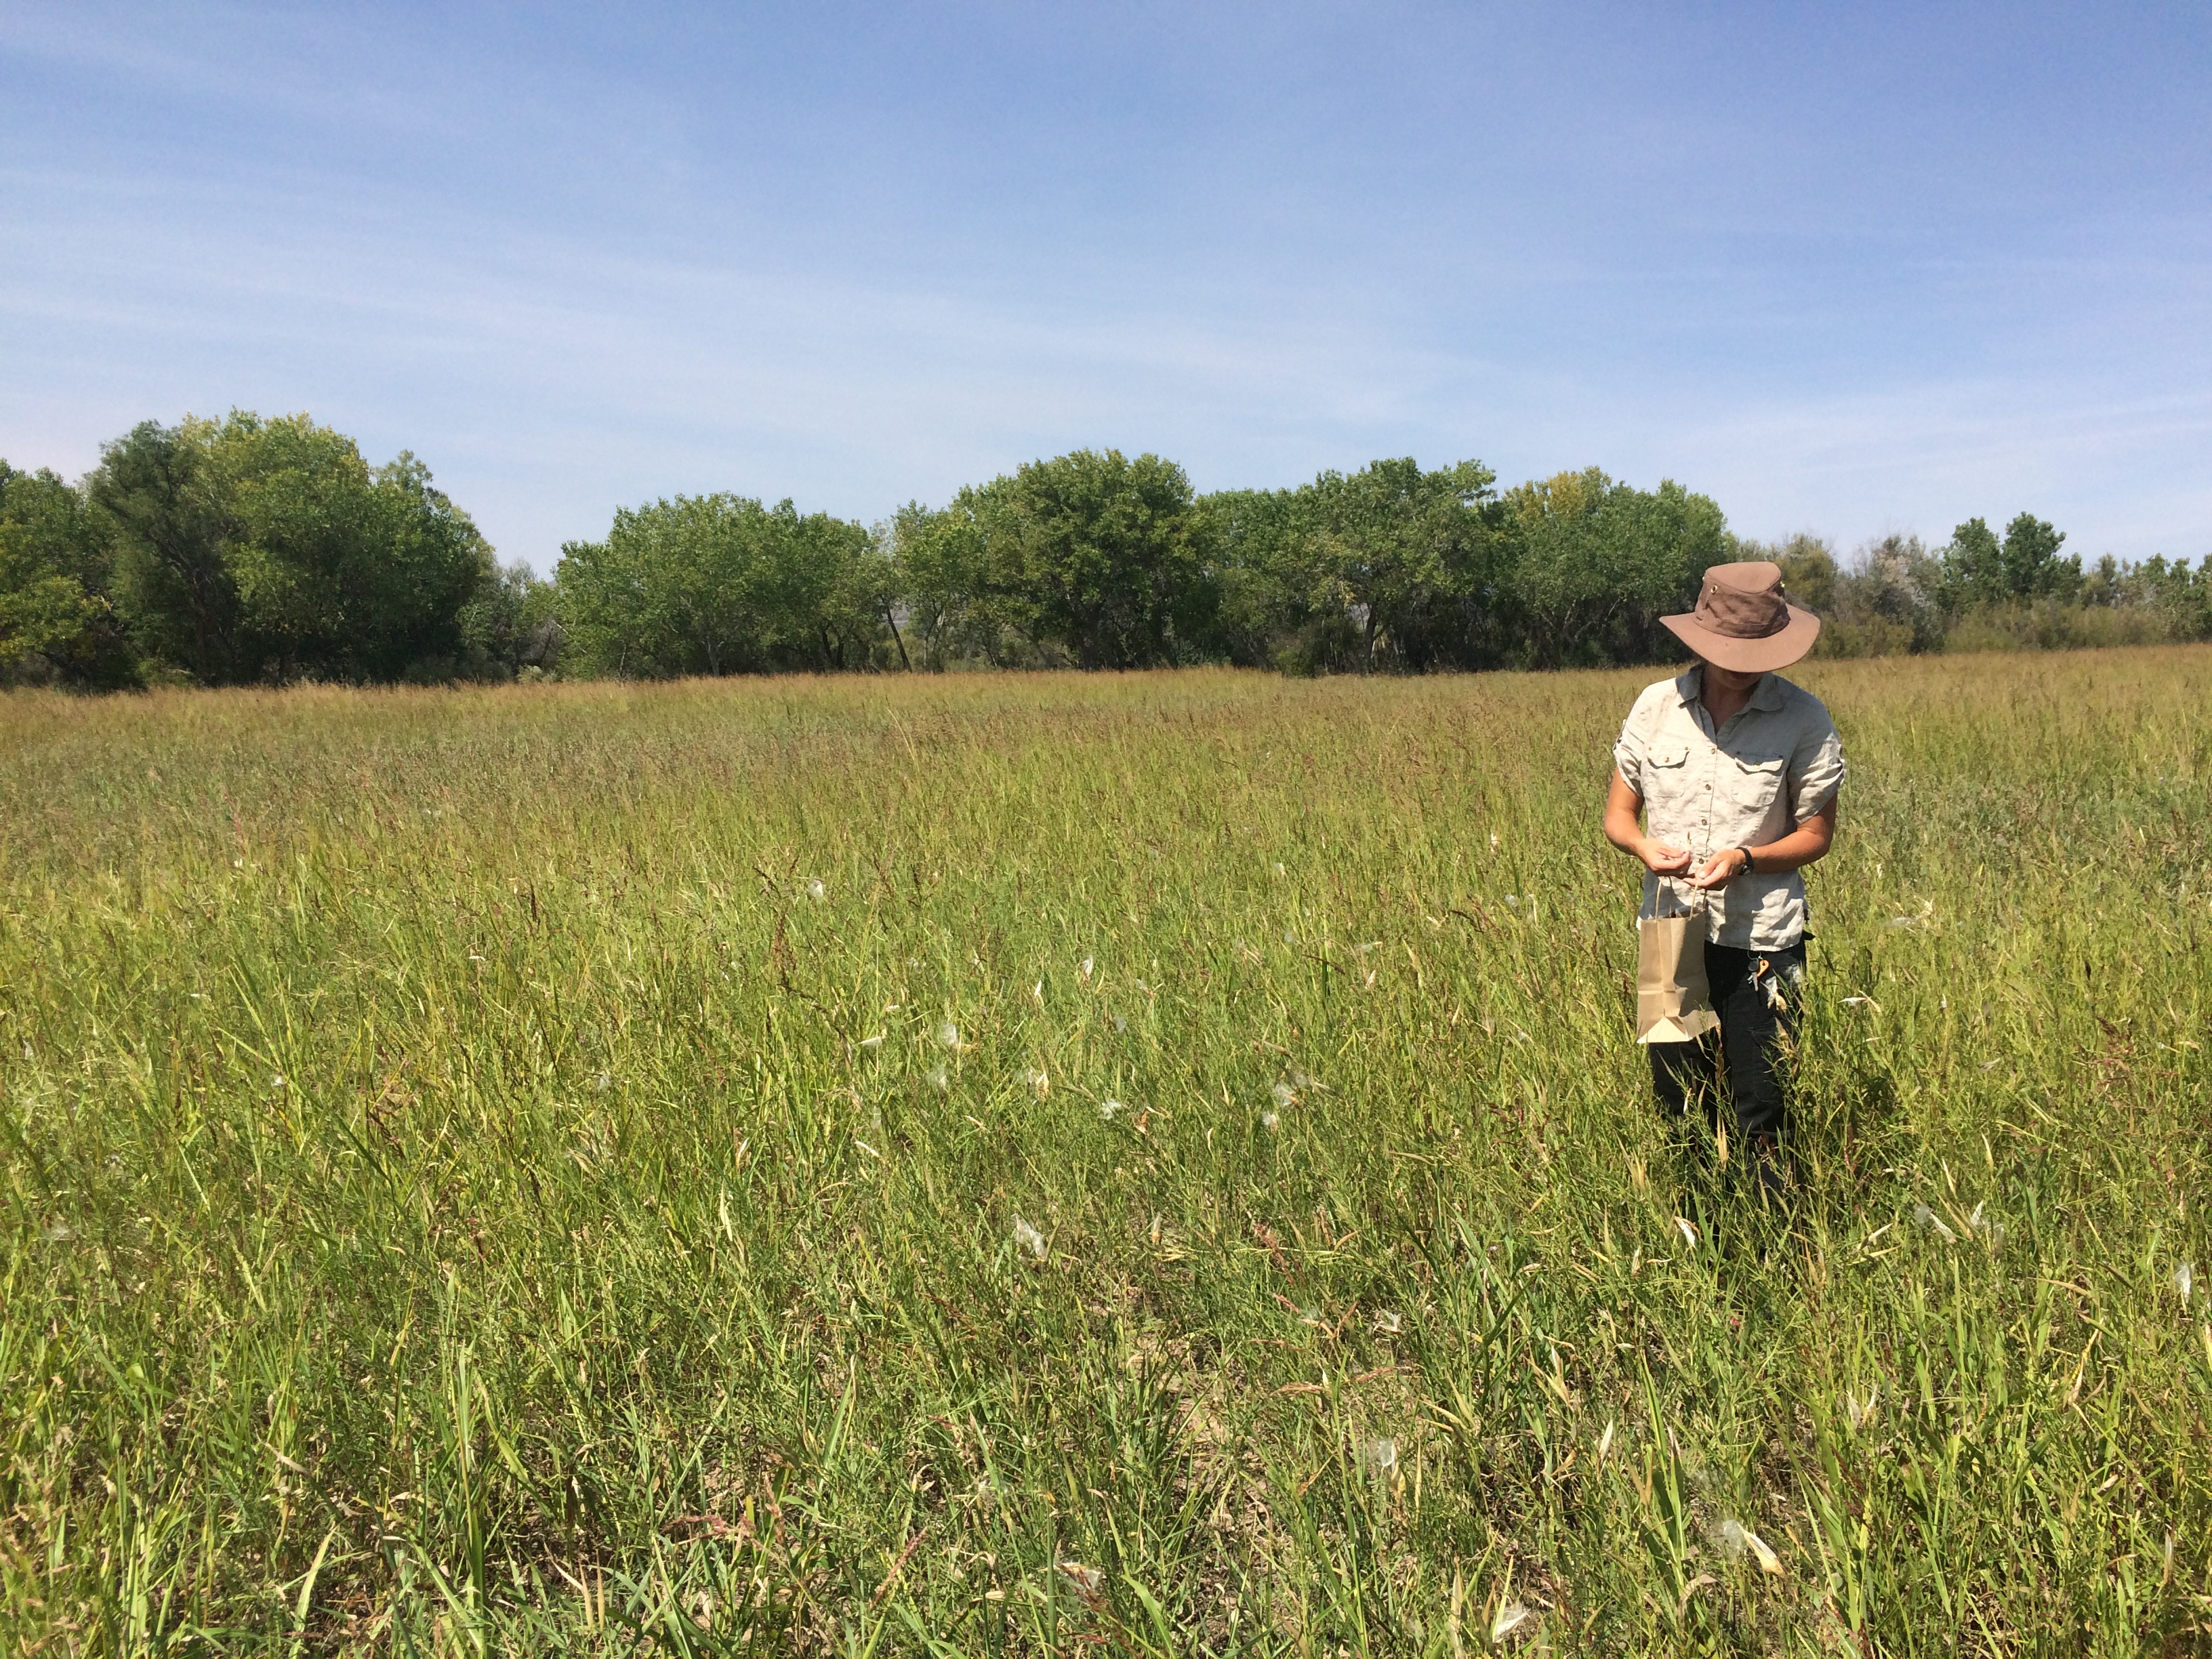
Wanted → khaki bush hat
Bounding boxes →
[1660,560,1821,674]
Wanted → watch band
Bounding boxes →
[1736,845,1756,877]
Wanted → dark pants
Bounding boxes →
[1650,940,1804,1154]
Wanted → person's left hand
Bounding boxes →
[1687,848,1745,890]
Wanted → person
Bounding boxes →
[1603,561,1845,1198]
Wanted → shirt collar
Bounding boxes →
[1675,664,1786,713]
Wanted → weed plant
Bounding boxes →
[2,650,2208,1654]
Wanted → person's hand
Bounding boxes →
[1687,848,1746,890]
[1638,838,1694,876]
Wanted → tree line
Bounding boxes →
[5,410,2208,689]
[1750,518,2212,657]
[0,413,558,691]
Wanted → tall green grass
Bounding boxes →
[2,651,2207,1654]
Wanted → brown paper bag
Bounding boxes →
[1637,890,1720,1044]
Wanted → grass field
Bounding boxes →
[3,649,2209,1656]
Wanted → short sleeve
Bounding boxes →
[1790,714,1845,821]
[1613,686,1660,795]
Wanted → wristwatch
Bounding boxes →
[1736,845,1757,878]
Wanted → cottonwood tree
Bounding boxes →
[86,413,491,683]
[1295,457,1504,671]
[1204,484,1318,669]
[988,449,1215,668]
[0,462,138,687]
[1500,469,1724,668]
[893,450,1215,668]
[86,422,236,680]
[884,498,1004,668]
[556,494,881,677]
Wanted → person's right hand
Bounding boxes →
[1638,838,1694,876]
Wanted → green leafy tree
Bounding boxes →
[891,451,1215,669]
[2118,554,2212,640]
[989,449,1214,668]
[1938,517,2005,613]
[1204,485,1322,669]
[0,462,138,688]
[1500,470,1725,667]
[833,526,910,670]
[87,413,491,683]
[555,495,878,678]
[87,421,237,680]
[1296,458,1503,671]
[457,562,565,680]
[1999,512,2078,601]
[884,499,998,668]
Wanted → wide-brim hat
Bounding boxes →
[1660,560,1821,674]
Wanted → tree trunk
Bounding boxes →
[882,602,911,671]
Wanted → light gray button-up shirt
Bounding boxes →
[1613,667,1845,949]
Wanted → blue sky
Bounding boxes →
[4,1,2208,573]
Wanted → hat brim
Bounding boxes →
[1660,602,1821,674]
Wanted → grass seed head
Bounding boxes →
[1014,1217,1046,1261]
[1846,1386,1879,1429]
[1969,1201,2005,1246]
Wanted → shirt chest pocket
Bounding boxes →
[1729,752,1788,819]
[1643,745,1693,811]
